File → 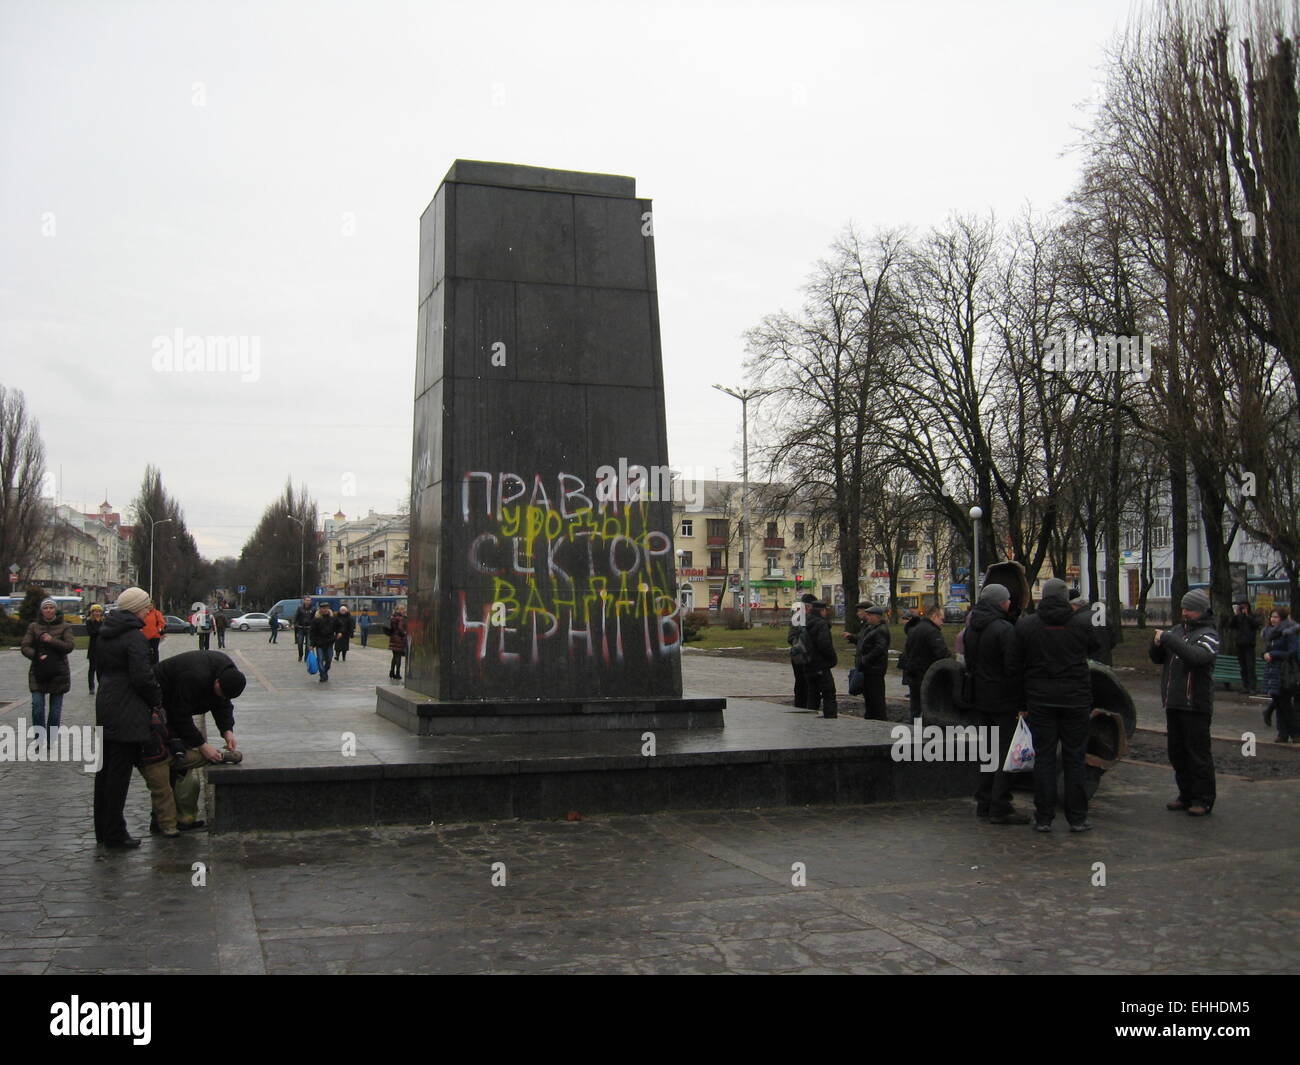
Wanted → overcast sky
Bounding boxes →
[1,0,1138,559]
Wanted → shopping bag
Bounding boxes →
[172,765,201,823]
[1002,716,1035,773]
[847,668,865,696]
[306,649,318,675]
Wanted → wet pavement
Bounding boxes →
[2,634,1298,974]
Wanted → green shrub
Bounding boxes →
[682,610,709,643]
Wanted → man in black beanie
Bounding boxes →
[1151,589,1219,816]
[1008,577,1101,832]
[966,583,1029,824]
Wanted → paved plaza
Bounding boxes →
[1,633,1298,975]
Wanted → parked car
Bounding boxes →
[230,612,288,631]
[943,600,970,624]
[163,615,195,634]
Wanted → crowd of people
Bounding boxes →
[286,596,408,682]
[790,582,1299,832]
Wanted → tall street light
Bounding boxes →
[148,517,173,602]
[713,384,770,628]
[286,514,308,595]
[969,505,983,597]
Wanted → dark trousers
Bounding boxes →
[360,628,369,647]
[792,663,809,708]
[1166,708,1215,807]
[1271,690,1298,741]
[805,668,836,717]
[906,681,922,722]
[93,739,140,844]
[198,631,211,650]
[861,673,887,720]
[1236,647,1256,691]
[148,639,160,666]
[268,624,278,643]
[390,651,404,678]
[1027,704,1090,825]
[296,629,309,659]
[974,709,1018,816]
[216,629,225,648]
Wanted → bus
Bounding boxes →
[0,594,85,623]
[268,594,407,629]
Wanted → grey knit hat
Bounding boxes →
[116,587,151,614]
[979,583,1010,605]
[1182,589,1211,614]
[1041,578,1069,601]
[39,597,58,610]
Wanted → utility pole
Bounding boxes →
[713,384,770,628]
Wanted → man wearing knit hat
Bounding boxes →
[846,602,890,720]
[150,649,247,831]
[1008,577,1101,832]
[1150,589,1220,816]
[966,583,1030,824]
[788,593,819,709]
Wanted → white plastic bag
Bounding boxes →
[1003,716,1035,773]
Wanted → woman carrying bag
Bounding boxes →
[21,597,75,735]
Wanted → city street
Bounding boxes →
[1,634,1297,975]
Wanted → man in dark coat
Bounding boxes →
[846,602,890,720]
[1008,578,1101,833]
[1224,601,1261,693]
[1151,590,1220,816]
[93,587,163,850]
[293,596,315,661]
[310,604,341,683]
[803,600,838,718]
[966,584,1029,824]
[901,605,949,721]
[788,593,818,708]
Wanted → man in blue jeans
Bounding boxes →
[1007,578,1101,833]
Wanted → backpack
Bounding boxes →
[789,626,812,667]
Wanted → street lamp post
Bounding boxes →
[713,384,769,628]
[969,506,983,597]
[148,517,173,602]
[286,515,307,595]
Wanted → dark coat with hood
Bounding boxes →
[965,600,1020,715]
[1260,620,1299,696]
[1149,610,1220,713]
[21,615,75,694]
[804,609,837,672]
[901,615,948,687]
[1008,593,1099,710]
[334,610,356,650]
[853,619,890,676]
[153,649,238,747]
[94,608,162,742]
[386,612,408,654]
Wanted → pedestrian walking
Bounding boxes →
[194,605,215,651]
[85,603,104,694]
[845,601,889,720]
[141,604,167,665]
[1150,589,1220,816]
[268,606,281,644]
[1008,578,1101,833]
[803,600,838,718]
[1225,601,1262,693]
[334,605,355,662]
[385,606,408,681]
[21,597,74,735]
[293,596,315,661]
[310,603,340,683]
[93,587,163,850]
[359,611,371,648]
[1261,607,1300,743]
[215,608,228,649]
[966,584,1030,824]
[900,604,949,722]
[788,593,817,708]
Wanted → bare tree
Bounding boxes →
[0,386,52,584]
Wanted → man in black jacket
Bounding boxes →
[789,593,817,708]
[1151,590,1220,816]
[804,601,839,718]
[847,602,890,720]
[1008,578,1101,832]
[293,596,315,661]
[1224,601,1261,693]
[966,584,1029,824]
[151,650,247,831]
[901,605,949,721]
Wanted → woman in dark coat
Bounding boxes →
[93,587,163,849]
[85,603,104,694]
[21,597,75,731]
[385,606,408,681]
[334,605,356,662]
[1261,607,1300,743]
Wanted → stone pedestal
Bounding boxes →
[395,160,716,732]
